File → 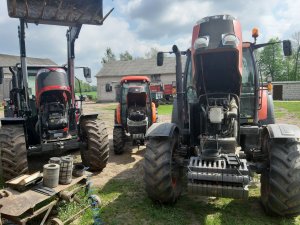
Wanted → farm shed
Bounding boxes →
[0,54,56,101]
[272,81,300,100]
[95,57,186,102]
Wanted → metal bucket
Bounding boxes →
[6,0,104,26]
[59,156,73,185]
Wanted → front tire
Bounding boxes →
[0,125,28,181]
[113,127,126,154]
[261,138,300,216]
[80,118,109,171]
[143,133,183,203]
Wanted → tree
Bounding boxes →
[75,78,96,93]
[101,47,116,64]
[257,37,285,81]
[291,32,300,81]
[145,47,159,59]
[119,51,133,61]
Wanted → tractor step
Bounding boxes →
[187,155,250,199]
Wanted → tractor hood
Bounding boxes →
[192,15,242,96]
[36,68,70,105]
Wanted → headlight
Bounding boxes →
[194,36,209,49]
[222,34,239,46]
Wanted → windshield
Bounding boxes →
[240,47,256,119]
[121,82,150,103]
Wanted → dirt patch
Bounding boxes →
[275,107,300,127]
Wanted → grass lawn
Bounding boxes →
[72,178,299,225]
[157,104,173,115]
[274,101,300,119]
[156,101,300,119]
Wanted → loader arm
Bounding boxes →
[6,0,113,115]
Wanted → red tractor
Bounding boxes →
[113,76,157,154]
[0,0,113,181]
[143,15,300,216]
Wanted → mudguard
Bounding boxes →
[0,118,25,126]
[146,122,178,138]
[265,124,300,139]
[79,113,98,123]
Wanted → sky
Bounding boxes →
[1,0,300,84]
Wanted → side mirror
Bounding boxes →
[83,67,92,83]
[283,40,292,56]
[0,67,4,85]
[157,52,164,66]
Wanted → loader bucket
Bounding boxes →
[7,0,104,26]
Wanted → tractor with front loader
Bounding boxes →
[0,0,113,181]
[113,76,157,154]
[143,15,300,216]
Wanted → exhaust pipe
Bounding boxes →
[172,45,184,130]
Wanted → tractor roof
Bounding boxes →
[121,76,150,83]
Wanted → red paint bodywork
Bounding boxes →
[150,85,162,92]
[36,85,71,106]
[191,17,243,82]
[164,84,173,95]
[121,76,150,83]
[258,89,268,121]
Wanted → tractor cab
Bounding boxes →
[119,76,152,127]
[113,76,157,154]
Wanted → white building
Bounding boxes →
[95,57,186,102]
[272,81,300,100]
[0,54,56,101]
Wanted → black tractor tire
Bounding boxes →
[80,118,109,172]
[143,134,183,203]
[0,125,28,181]
[113,127,126,155]
[261,138,300,216]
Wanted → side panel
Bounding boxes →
[146,122,178,138]
[115,103,121,124]
[258,89,268,121]
[151,102,157,123]
[259,92,275,125]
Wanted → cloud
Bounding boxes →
[1,0,300,84]
[117,0,300,43]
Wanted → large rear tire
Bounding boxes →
[80,118,109,171]
[143,133,183,203]
[261,138,300,216]
[0,125,28,181]
[113,127,126,155]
